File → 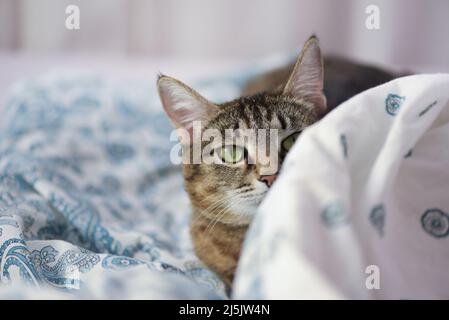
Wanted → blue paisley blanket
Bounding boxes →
[4,63,447,300]
[0,69,261,299]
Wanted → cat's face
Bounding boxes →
[158,36,327,226]
[184,95,321,224]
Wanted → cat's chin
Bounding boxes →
[228,200,261,224]
[206,201,258,226]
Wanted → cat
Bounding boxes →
[157,35,399,293]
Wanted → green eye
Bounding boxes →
[282,132,300,151]
[220,145,244,163]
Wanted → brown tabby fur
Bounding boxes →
[157,36,399,294]
[184,94,321,289]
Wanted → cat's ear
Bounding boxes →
[157,75,219,132]
[283,35,327,114]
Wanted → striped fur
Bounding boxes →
[158,36,331,292]
[184,93,321,290]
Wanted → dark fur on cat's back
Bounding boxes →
[243,56,401,110]
[157,36,402,294]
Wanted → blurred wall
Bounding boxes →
[1,0,448,70]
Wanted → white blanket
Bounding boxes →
[234,74,449,299]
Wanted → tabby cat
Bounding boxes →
[157,35,398,292]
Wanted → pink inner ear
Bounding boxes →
[284,42,327,114]
[161,95,197,130]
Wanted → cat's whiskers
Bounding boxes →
[193,185,259,232]
[224,191,266,226]
[206,197,245,235]
[192,197,229,224]
[205,187,251,234]
[195,189,242,225]
[199,186,252,203]
[205,200,235,233]
[203,190,241,213]
[201,198,229,219]
[202,194,242,231]
[199,192,226,204]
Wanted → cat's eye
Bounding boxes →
[282,132,301,151]
[219,145,245,164]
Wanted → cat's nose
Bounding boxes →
[259,174,277,188]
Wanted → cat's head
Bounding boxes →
[157,36,327,226]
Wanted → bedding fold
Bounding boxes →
[234,74,449,299]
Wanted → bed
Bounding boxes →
[1,53,449,299]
